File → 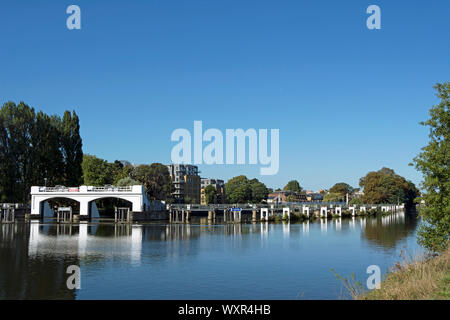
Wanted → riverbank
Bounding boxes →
[360,246,450,300]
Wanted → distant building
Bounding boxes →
[306,193,324,202]
[352,189,364,198]
[166,164,201,204]
[200,178,226,205]
[267,191,307,204]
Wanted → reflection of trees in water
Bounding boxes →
[362,211,418,250]
[0,223,78,299]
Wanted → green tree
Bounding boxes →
[323,192,344,202]
[0,102,82,203]
[61,111,83,186]
[349,197,363,205]
[225,175,268,203]
[82,154,112,186]
[0,102,36,202]
[111,160,134,184]
[204,185,217,204]
[359,168,419,207]
[329,182,353,197]
[32,112,65,187]
[250,178,269,203]
[413,82,450,253]
[116,177,139,186]
[132,163,173,201]
[283,180,302,193]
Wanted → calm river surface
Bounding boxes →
[0,212,421,299]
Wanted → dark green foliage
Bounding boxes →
[413,82,450,253]
[329,182,353,197]
[132,163,173,201]
[204,185,217,204]
[61,111,83,186]
[0,102,83,203]
[225,175,269,204]
[359,167,419,208]
[283,180,302,193]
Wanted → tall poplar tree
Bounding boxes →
[61,111,83,186]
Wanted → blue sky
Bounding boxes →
[0,0,449,191]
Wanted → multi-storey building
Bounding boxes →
[200,178,226,205]
[166,164,201,204]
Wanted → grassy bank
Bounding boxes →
[360,247,450,300]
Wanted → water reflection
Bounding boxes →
[0,211,419,299]
[28,222,143,264]
[363,211,418,250]
[0,223,77,299]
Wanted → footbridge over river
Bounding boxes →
[30,185,151,218]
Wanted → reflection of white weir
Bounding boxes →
[28,222,142,264]
[260,222,268,242]
[320,219,327,233]
[349,217,356,230]
[335,218,341,231]
[381,211,406,226]
[360,218,366,228]
[282,222,290,238]
[302,221,309,235]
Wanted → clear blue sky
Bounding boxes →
[1,0,449,191]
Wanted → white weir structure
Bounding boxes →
[30,185,150,217]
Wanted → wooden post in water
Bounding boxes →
[252,209,257,222]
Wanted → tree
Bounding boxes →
[32,112,65,187]
[225,175,251,203]
[323,192,344,203]
[132,163,173,201]
[111,160,134,184]
[283,180,302,193]
[0,102,36,202]
[0,102,84,203]
[413,82,450,253]
[116,177,139,186]
[359,168,419,207]
[249,179,269,203]
[204,185,217,204]
[349,197,363,205]
[329,182,353,197]
[61,111,83,186]
[225,175,268,203]
[82,154,112,186]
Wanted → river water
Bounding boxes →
[0,212,421,299]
